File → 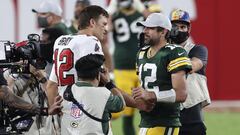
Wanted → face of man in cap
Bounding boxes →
[143,27,165,46]
[137,13,172,46]
[33,1,62,28]
[37,12,53,28]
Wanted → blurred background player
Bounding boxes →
[69,0,91,34]
[141,0,162,13]
[109,0,144,134]
[107,0,149,17]
[170,9,211,135]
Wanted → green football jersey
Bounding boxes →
[136,44,192,127]
[112,11,144,69]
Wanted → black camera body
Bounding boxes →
[0,34,46,73]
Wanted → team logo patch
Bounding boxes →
[95,43,100,52]
[139,51,145,59]
[71,103,83,119]
[70,121,79,128]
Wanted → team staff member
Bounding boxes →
[110,0,144,134]
[170,9,210,135]
[132,13,192,135]
[32,1,71,35]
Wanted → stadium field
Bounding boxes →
[111,112,240,135]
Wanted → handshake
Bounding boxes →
[132,87,156,112]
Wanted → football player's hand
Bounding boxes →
[135,98,155,112]
[132,87,157,102]
[132,87,156,112]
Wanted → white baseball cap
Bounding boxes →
[32,1,62,17]
[137,13,172,31]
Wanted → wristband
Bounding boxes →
[105,81,116,90]
[152,89,176,103]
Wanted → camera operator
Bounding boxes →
[0,68,62,133]
[41,27,64,77]
[3,61,62,134]
[0,69,62,115]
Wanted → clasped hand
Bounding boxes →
[132,87,156,112]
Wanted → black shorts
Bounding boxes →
[179,122,206,135]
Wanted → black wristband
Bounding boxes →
[105,81,116,90]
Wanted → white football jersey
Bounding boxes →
[49,34,104,86]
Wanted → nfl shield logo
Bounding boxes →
[70,103,83,119]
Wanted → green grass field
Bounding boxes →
[111,112,240,135]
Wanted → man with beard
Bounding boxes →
[170,9,210,135]
[132,13,192,135]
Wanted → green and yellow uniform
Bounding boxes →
[136,44,192,135]
[112,11,144,69]
[111,10,144,118]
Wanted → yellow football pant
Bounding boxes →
[111,69,140,119]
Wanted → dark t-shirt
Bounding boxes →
[181,45,208,124]
[188,45,208,75]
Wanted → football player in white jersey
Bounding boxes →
[47,5,109,106]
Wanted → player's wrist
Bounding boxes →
[105,81,116,90]
[153,89,176,103]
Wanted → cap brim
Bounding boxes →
[32,9,38,13]
[137,21,157,28]
[136,21,146,27]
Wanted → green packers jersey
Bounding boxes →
[53,22,72,35]
[112,11,144,69]
[136,44,192,127]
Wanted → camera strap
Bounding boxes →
[64,85,110,123]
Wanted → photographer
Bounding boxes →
[61,54,125,135]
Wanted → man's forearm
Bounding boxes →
[46,81,58,106]
[0,85,40,114]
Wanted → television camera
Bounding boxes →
[0,34,47,73]
[0,34,48,134]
